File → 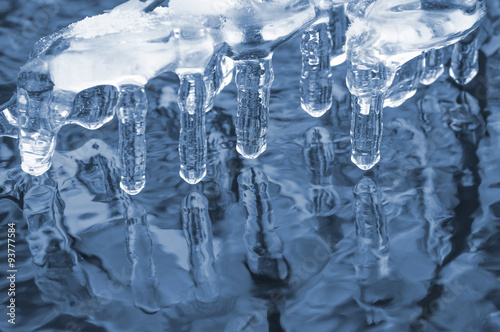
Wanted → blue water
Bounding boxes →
[1,1,500,331]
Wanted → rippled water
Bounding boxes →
[1,1,500,331]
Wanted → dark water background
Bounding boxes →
[1,1,500,331]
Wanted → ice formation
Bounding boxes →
[346,0,486,170]
[0,0,488,194]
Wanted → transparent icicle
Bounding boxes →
[70,85,118,130]
[182,192,220,303]
[1,96,18,138]
[237,168,288,281]
[353,177,389,280]
[450,30,479,86]
[178,73,208,184]
[385,54,425,108]
[235,56,274,159]
[205,52,234,111]
[300,18,333,117]
[421,48,445,85]
[125,201,160,314]
[329,4,347,67]
[117,85,148,195]
[17,88,57,176]
[350,95,383,171]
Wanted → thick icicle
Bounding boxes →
[300,18,333,117]
[125,201,160,314]
[450,30,479,86]
[178,73,208,184]
[182,192,220,303]
[235,56,274,159]
[329,4,347,66]
[350,95,383,171]
[385,54,425,108]
[353,177,389,280]
[421,48,445,85]
[116,85,148,195]
[237,168,288,281]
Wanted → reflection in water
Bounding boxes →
[238,168,289,282]
[72,139,161,313]
[303,126,339,216]
[24,179,94,308]
[202,108,241,221]
[353,177,402,326]
[182,192,220,304]
[353,177,389,281]
[125,201,160,313]
[24,178,163,331]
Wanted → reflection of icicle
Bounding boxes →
[24,180,160,330]
[353,177,389,280]
[421,48,445,85]
[182,192,220,303]
[303,127,339,216]
[117,85,148,195]
[300,18,333,117]
[450,30,479,86]
[238,168,288,281]
[178,73,208,184]
[353,177,397,325]
[203,108,240,220]
[125,201,160,313]
[350,95,383,170]
[421,168,453,265]
[235,56,274,159]
[24,181,94,310]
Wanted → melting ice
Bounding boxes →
[0,0,488,194]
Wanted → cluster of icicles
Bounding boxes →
[0,0,487,195]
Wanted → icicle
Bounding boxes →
[205,51,234,111]
[450,30,479,86]
[70,85,118,130]
[350,95,383,171]
[17,89,57,176]
[0,94,18,138]
[178,73,208,184]
[237,168,288,281]
[329,4,347,66]
[125,201,160,314]
[300,18,333,117]
[182,192,220,303]
[234,56,274,159]
[116,85,148,195]
[421,48,445,85]
[385,54,425,108]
